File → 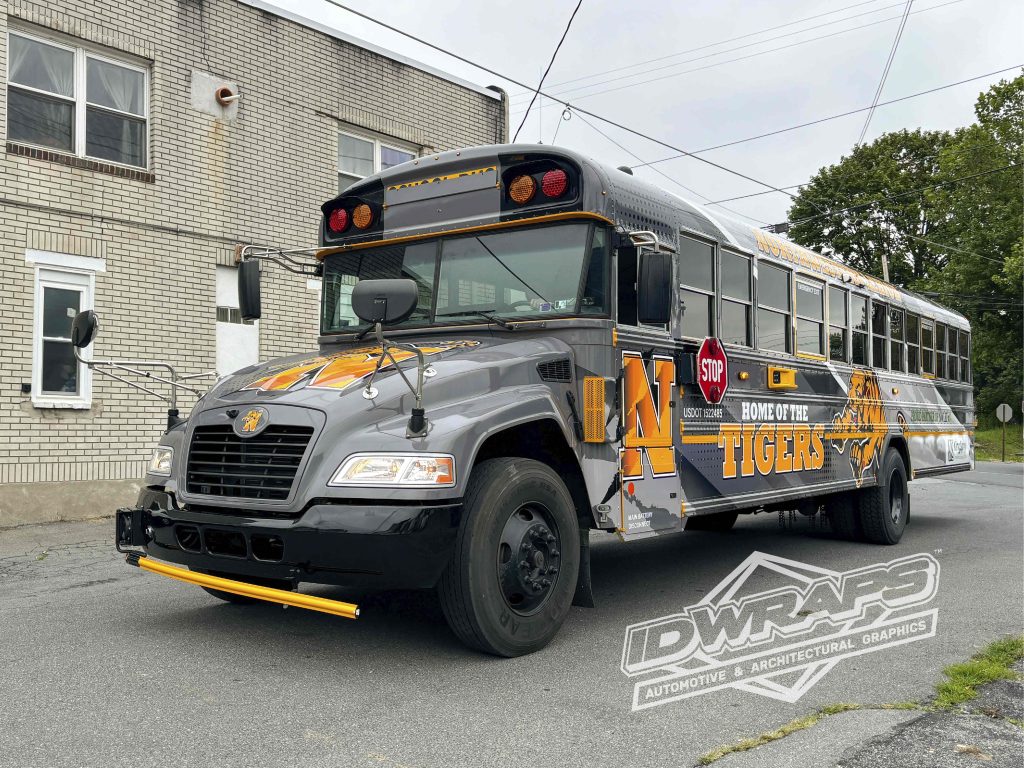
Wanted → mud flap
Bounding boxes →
[572,527,595,608]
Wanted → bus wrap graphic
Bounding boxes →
[620,351,676,481]
[620,552,940,711]
[830,369,887,486]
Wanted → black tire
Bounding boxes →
[827,492,862,541]
[856,449,910,545]
[438,458,580,657]
[200,571,293,605]
[685,511,738,532]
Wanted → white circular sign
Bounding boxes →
[996,403,1013,423]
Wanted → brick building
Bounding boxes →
[0,0,506,525]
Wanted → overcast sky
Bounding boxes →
[274,0,1022,228]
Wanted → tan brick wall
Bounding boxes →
[0,0,505,490]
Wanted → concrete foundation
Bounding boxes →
[0,479,141,528]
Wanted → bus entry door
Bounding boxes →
[618,348,682,538]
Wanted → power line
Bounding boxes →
[509,0,961,109]
[632,65,1023,170]
[507,0,895,99]
[512,0,584,142]
[857,0,914,144]
[315,0,812,206]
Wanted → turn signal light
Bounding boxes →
[328,208,349,233]
[352,203,374,230]
[541,169,568,197]
[508,174,536,204]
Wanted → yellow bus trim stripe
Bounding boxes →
[135,556,360,619]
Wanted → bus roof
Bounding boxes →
[325,143,969,329]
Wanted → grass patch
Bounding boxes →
[974,424,1023,462]
[934,635,1024,709]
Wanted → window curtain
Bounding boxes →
[10,35,74,96]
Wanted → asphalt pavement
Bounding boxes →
[0,462,1020,768]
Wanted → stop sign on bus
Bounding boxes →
[697,337,729,404]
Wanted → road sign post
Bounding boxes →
[996,403,1013,462]
[697,337,729,405]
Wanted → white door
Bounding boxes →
[215,265,259,375]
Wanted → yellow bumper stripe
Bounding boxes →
[134,556,360,620]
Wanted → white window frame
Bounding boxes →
[338,129,418,190]
[6,27,150,170]
[27,251,105,409]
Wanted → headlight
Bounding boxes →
[330,453,455,487]
[148,446,174,476]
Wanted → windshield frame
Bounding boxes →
[319,221,609,336]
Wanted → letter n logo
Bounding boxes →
[620,351,676,480]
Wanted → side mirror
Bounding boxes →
[351,279,419,325]
[636,251,672,325]
[71,310,99,348]
[238,260,262,321]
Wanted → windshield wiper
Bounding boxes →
[438,309,516,330]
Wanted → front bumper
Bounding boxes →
[120,488,463,590]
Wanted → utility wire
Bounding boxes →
[857,0,914,144]
[507,0,894,98]
[632,65,1022,170]
[508,0,953,108]
[512,0,584,142]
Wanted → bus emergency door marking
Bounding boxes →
[620,351,676,481]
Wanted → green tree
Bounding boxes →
[787,73,1023,419]
[787,129,951,285]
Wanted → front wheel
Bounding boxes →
[856,449,909,544]
[438,458,580,657]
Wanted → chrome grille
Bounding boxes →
[186,424,313,501]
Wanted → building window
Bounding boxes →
[906,313,920,374]
[678,235,715,339]
[7,30,148,168]
[795,278,825,357]
[828,285,848,362]
[889,307,905,372]
[215,266,259,375]
[851,294,869,365]
[338,131,416,191]
[720,250,751,347]
[27,251,105,408]
[757,262,791,353]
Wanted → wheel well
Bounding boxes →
[887,435,911,478]
[473,420,594,528]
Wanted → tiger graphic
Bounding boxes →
[830,369,886,487]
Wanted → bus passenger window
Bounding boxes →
[851,294,868,365]
[581,228,609,315]
[871,301,887,369]
[889,308,905,372]
[616,247,638,326]
[947,328,959,381]
[906,313,920,374]
[828,286,848,362]
[959,330,970,382]
[721,250,751,347]
[936,323,947,379]
[757,263,791,353]
[921,319,935,375]
[796,278,824,357]
[679,235,715,338]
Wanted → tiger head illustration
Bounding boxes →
[831,369,886,486]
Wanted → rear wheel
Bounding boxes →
[685,511,738,532]
[856,449,909,544]
[438,458,580,657]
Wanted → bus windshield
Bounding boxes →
[320,222,608,333]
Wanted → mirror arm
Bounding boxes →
[237,245,322,276]
[360,323,429,438]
